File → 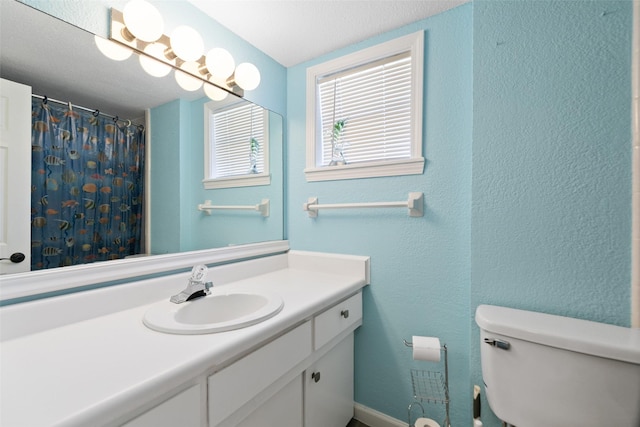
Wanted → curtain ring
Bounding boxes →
[43,95,48,104]
[113,116,119,123]
[93,109,99,117]
[126,119,132,128]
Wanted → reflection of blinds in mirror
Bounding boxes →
[317,52,412,166]
[212,104,265,177]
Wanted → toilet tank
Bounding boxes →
[475,305,640,427]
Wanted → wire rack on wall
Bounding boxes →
[410,369,449,404]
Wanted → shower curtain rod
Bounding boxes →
[32,93,141,128]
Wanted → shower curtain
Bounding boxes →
[30,98,145,270]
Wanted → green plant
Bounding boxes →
[329,119,348,165]
[332,119,347,143]
[248,137,260,173]
[250,137,260,155]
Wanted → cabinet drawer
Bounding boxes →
[314,292,362,350]
[208,321,312,426]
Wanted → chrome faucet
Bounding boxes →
[170,264,213,304]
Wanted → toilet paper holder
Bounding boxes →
[403,339,445,349]
[404,339,450,427]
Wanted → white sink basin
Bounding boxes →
[143,290,284,335]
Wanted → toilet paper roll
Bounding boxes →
[414,417,440,427]
[412,336,441,362]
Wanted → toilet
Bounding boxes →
[475,304,640,427]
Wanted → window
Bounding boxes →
[305,31,424,181]
[203,99,270,189]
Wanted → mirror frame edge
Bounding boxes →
[0,240,289,303]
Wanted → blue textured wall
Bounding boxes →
[471,1,632,425]
[149,99,183,253]
[472,2,631,322]
[287,5,473,425]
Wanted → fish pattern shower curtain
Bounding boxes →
[30,99,145,270]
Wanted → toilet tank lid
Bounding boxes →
[475,305,640,365]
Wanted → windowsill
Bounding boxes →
[304,157,425,182]
[203,173,271,189]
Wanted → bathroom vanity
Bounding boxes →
[0,250,369,427]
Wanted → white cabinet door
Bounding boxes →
[208,321,312,426]
[305,334,354,427]
[237,375,303,427]
[122,384,201,427]
[0,78,31,274]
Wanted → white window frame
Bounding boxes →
[203,99,271,189]
[305,31,425,182]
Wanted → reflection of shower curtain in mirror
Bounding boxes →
[30,98,145,270]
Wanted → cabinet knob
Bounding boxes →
[311,371,321,383]
[340,309,349,319]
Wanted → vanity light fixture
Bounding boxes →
[108,0,261,99]
[205,48,235,80]
[231,62,261,91]
[122,0,164,43]
[175,61,204,91]
[168,25,204,62]
[204,77,230,101]
[94,36,133,61]
[139,42,173,77]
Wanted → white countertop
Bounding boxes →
[0,251,369,427]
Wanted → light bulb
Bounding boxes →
[234,63,261,91]
[94,36,132,61]
[139,43,172,77]
[204,78,229,101]
[175,61,203,91]
[205,48,235,80]
[122,0,164,42]
[170,26,204,62]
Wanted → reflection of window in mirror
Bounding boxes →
[203,100,271,189]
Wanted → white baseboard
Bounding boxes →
[354,403,408,427]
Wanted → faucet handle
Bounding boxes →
[170,273,213,304]
[190,264,208,282]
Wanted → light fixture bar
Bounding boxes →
[109,8,245,98]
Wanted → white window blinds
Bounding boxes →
[317,51,412,166]
[211,103,265,177]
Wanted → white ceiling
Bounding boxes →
[186,0,469,67]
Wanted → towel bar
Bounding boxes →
[303,192,423,217]
[198,199,270,217]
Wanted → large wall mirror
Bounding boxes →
[0,0,284,293]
